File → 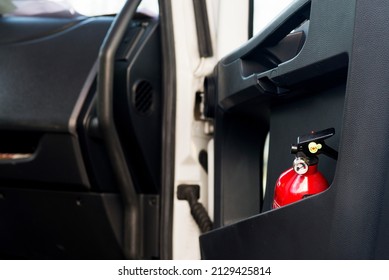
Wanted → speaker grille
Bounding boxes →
[134,80,153,114]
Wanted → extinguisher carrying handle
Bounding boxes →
[291,128,338,160]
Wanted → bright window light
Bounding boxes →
[68,0,159,17]
[6,0,158,17]
[253,0,296,35]
[67,0,126,16]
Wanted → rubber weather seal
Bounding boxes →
[248,0,254,38]
[192,0,213,57]
[97,0,142,260]
[159,0,176,260]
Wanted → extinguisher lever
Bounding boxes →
[291,128,338,161]
[297,128,335,145]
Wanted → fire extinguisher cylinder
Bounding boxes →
[272,128,338,209]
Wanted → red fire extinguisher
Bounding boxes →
[272,128,338,209]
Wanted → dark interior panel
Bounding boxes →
[0,134,90,189]
[0,16,84,44]
[0,16,113,190]
[0,188,124,259]
[0,9,163,259]
[0,15,117,259]
[0,16,112,132]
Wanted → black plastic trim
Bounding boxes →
[97,0,142,260]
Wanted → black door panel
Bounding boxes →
[201,0,389,259]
